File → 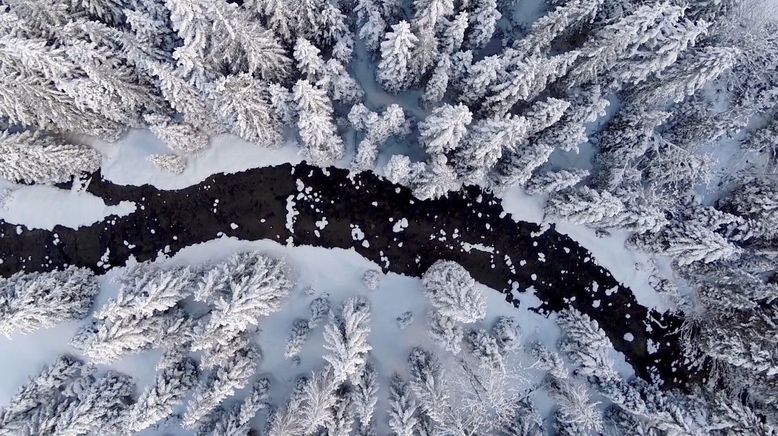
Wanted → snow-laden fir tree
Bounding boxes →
[323,296,372,383]
[491,316,521,354]
[409,154,460,200]
[293,79,345,166]
[383,154,426,186]
[327,386,356,436]
[210,73,283,147]
[628,222,742,266]
[143,114,210,154]
[71,307,193,364]
[565,3,686,88]
[125,354,199,432]
[501,398,544,436]
[551,380,603,435]
[285,318,311,361]
[148,153,186,174]
[427,310,464,354]
[0,266,98,338]
[525,169,590,195]
[309,295,332,328]
[482,52,578,117]
[200,377,271,436]
[465,0,500,50]
[422,260,486,324]
[422,54,452,106]
[456,55,501,105]
[441,12,468,54]
[635,46,740,107]
[352,361,379,435]
[96,263,196,322]
[512,0,603,57]
[377,21,418,93]
[183,344,260,429]
[350,103,408,173]
[418,103,472,155]
[0,354,83,433]
[545,186,625,225]
[0,131,100,184]
[193,251,291,354]
[387,374,419,436]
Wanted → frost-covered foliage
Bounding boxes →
[0,131,100,184]
[0,266,98,337]
[422,260,486,324]
[147,153,186,174]
[0,355,135,436]
[323,296,372,383]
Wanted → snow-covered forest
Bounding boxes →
[1,0,777,434]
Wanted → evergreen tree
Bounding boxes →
[418,103,472,155]
[126,355,199,432]
[0,266,98,338]
[545,187,625,226]
[427,311,464,354]
[293,79,345,166]
[148,153,186,174]
[203,377,271,436]
[422,260,486,324]
[465,0,500,50]
[211,74,283,147]
[525,169,590,195]
[144,114,211,153]
[0,131,101,185]
[350,103,408,173]
[285,318,311,360]
[183,345,260,428]
[377,21,418,93]
[387,374,418,436]
[323,296,373,383]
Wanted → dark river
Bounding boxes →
[0,163,696,388]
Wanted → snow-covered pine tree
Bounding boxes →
[409,154,460,200]
[441,12,468,54]
[95,263,196,322]
[0,355,83,433]
[202,377,271,436]
[148,153,186,174]
[352,360,379,434]
[551,380,603,435]
[355,0,388,52]
[126,355,199,432]
[465,0,500,50]
[53,370,136,436]
[611,18,709,87]
[387,374,419,436]
[418,103,472,155]
[422,55,452,106]
[635,46,741,107]
[491,316,521,353]
[427,310,464,354]
[350,104,408,173]
[511,0,603,57]
[309,295,332,328]
[144,114,210,154]
[465,327,504,368]
[456,54,502,106]
[183,345,260,429]
[525,169,589,195]
[0,131,100,184]
[193,252,292,353]
[210,73,283,147]
[383,154,426,186]
[482,51,578,117]
[327,385,356,436]
[71,307,192,364]
[323,296,372,383]
[293,79,346,166]
[422,260,486,324]
[472,98,570,191]
[0,266,98,338]
[284,318,311,361]
[377,21,418,93]
[501,398,544,436]
[545,186,625,225]
[564,3,686,88]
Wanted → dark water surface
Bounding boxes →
[0,163,696,387]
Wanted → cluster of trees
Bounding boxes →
[2,257,776,434]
